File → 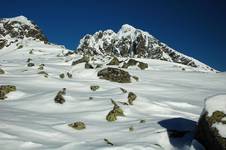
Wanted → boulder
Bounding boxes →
[0,68,5,74]
[68,121,86,130]
[195,94,226,150]
[97,67,131,83]
[54,89,66,104]
[0,85,16,100]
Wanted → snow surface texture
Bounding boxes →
[77,24,216,72]
[0,40,226,150]
[205,94,226,138]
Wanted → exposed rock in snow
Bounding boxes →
[196,94,226,150]
[77,24,216,72]
[0,16,48,49]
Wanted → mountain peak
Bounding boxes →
[0,16,48,49]
[76,25,215,72]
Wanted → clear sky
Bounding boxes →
[0,0,226,71]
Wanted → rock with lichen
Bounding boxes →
[0,85,16,100]
[68,121,86,130]
[195,94,226,150]
[106,99,125,122]
[0,68,5,74]
[128,92,137,105]
[97,67,131,83]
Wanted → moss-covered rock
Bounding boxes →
[107,57,120,65]
[0,85,16,100]
[59,73,65,79]
[68,121,86,130]
[106,100,125,122]
[106,110,117,122]
[128,92,137,105]
[90,85,100,91]
[71,56,89,66]
[0,68,5,74]
[27,62,35,67]
[97,67,131,83]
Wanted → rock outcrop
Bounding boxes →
[196,94,226,150]
[0,16,48,49]
[76,24,215,72]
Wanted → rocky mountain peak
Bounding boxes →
[0,16,48,49]
[76,24,215,72]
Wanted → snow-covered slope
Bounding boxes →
[0,16,226,150]
[77,24,215,72]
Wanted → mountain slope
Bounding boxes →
[77,24,215,72]
[0,16,226,150]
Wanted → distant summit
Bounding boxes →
[76,24,215,72]
[0,16,47,49]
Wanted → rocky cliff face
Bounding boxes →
[0,16,48,49]
[76,24,215,71]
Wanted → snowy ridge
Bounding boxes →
[77,24,216,72]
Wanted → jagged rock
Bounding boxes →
[85,62,94,69]
[0,85,16,100]
[195,95,226,150]
[122,59,148,70]
[0,68,5,74]
[66,72,72,78]
[120,87,127,93]
[54,88,66,104]
[97,67,131,83]
[90,85,100,91]
[128,92,137,105]
[68,121,86,130]
[71,56,89,66]
[0,16,48,48]
[26,58,32,63]
[27,62,34,67]
[132,76,139,81]
[107,57,120,65]
[104,139,114,146]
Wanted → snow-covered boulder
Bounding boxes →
[196,94,226,150]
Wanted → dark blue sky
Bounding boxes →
[1,0,226,71]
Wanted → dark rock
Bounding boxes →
[85,62,94,69]
[0,68,5,74]
[120,87,127,93]
[54,89,66,104]
[0,39,7,49]
[97,67,131,83]
[196,111,226,150]
[66,72,72,78]
[38,71,48,78]
[27,62,35,67]
[128,92,137,105]
[59,73,65,79]
[104,139,114,146]
[90,85,100,91]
